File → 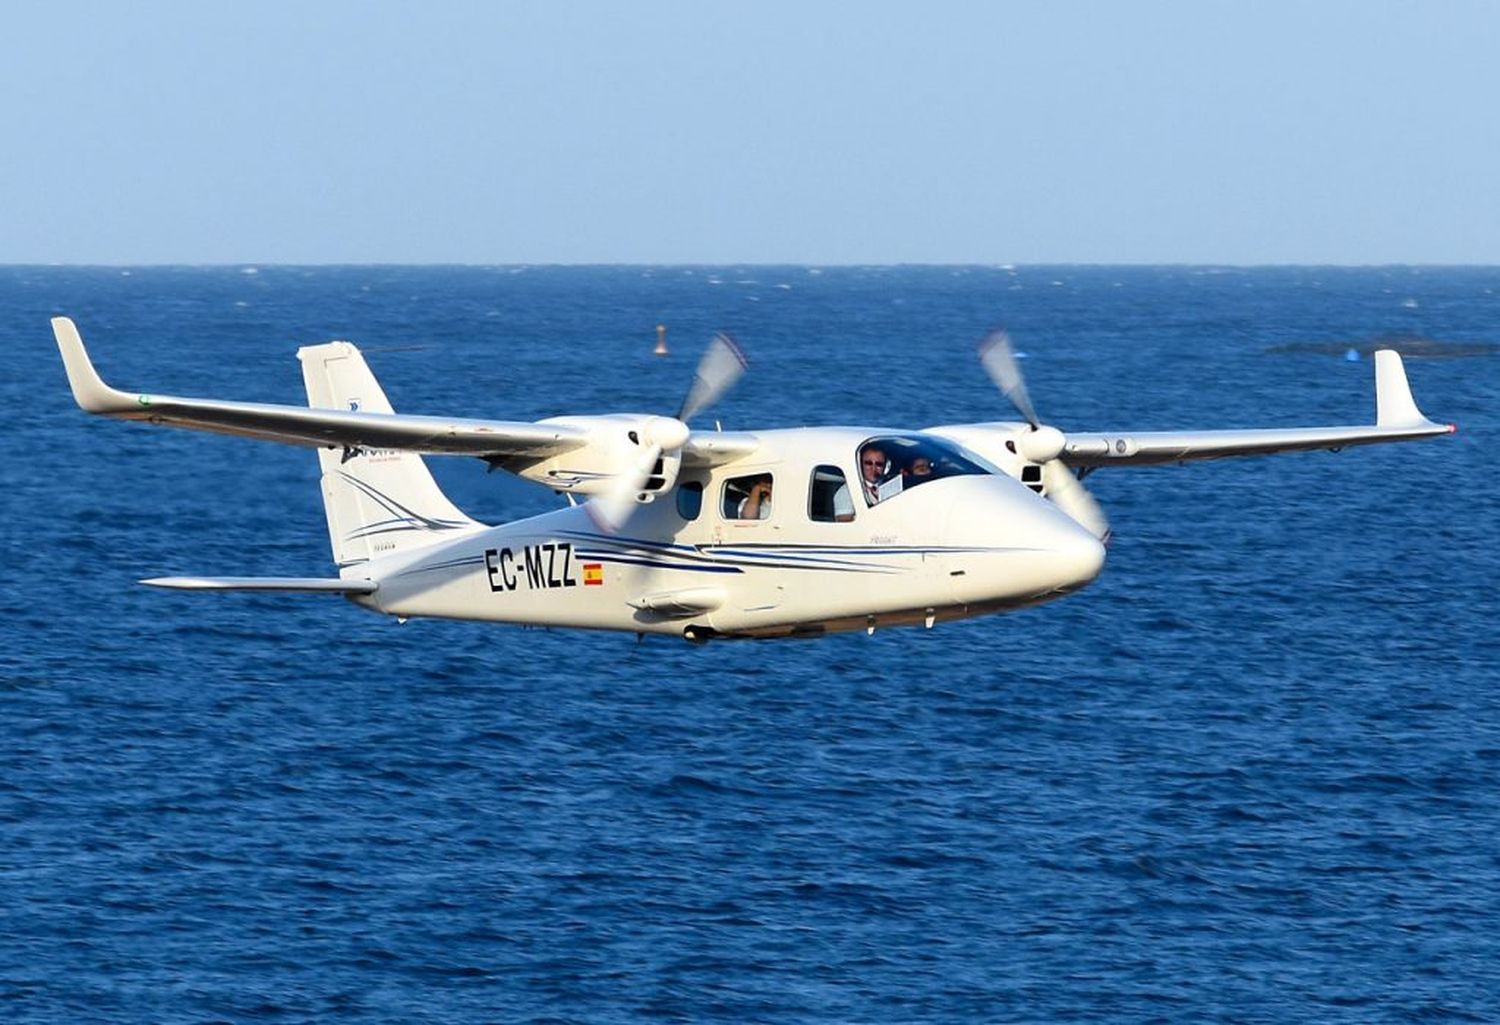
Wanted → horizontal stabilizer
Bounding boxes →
[142,576,377,594]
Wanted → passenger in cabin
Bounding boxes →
[826,471,856,522]
[833,482,855,522]
[737,475,773,519]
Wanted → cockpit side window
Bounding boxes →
[856,435,994,507]
[808,465,855,523]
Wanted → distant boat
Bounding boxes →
[1268,332,1499,358]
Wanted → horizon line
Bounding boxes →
[5,261,1500,270]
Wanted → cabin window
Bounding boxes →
[808,465,855,523]
[676,480,704,520]
[722,473,774,520]
[855,435,996,507]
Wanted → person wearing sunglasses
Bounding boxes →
[859,445,890,505]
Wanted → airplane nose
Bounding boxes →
[1053,527,1106,591]
[940,479,1108,605]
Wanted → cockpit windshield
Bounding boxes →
[856,434,996,506]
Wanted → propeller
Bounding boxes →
[679,332,747,422]
[978,329,1110,541]
[978,329,1039,429]
[588,333,747,533]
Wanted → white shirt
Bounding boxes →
[833,485,854,519]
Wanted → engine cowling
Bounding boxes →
[502,413,685,498]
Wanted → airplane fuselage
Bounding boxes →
[352,428,1106,639]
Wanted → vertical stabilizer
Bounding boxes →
[298,342,482,567]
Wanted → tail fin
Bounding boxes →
[298,342,482,567]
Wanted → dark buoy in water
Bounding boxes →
[654,324,669,357]
[1344,347,1361,362]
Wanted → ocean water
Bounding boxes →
[2,265,1498,1023]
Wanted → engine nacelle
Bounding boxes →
[500,413,684,497]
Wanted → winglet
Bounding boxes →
[1373,349,1436,429]
[52,317,134,414]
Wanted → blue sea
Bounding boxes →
[3,266,1498,1023]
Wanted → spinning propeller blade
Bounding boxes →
[591,334,748,533]
[1040,461,1110,541]
[978,330,1110,541]
[978,329,1039,429]
[678,332,748,422]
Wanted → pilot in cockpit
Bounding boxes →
[859,445,890,505]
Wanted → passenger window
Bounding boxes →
[722,473,774,520]
[808,465,855,523]
[677,480,704,520]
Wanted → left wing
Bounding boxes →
[53,317,588,459]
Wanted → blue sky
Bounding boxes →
[4,1,1498,264]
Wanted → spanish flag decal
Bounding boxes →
[583,563,604,586]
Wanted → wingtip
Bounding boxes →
[1372,348,1433,429]
[52,316,132,414]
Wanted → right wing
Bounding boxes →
[933,349,1453,470]
[53,317,588,460]
[1058,351,1454,467]
[1059,421,1453,468]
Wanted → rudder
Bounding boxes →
[298,341,482,567]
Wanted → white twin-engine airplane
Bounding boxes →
[53,317,1454,642]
